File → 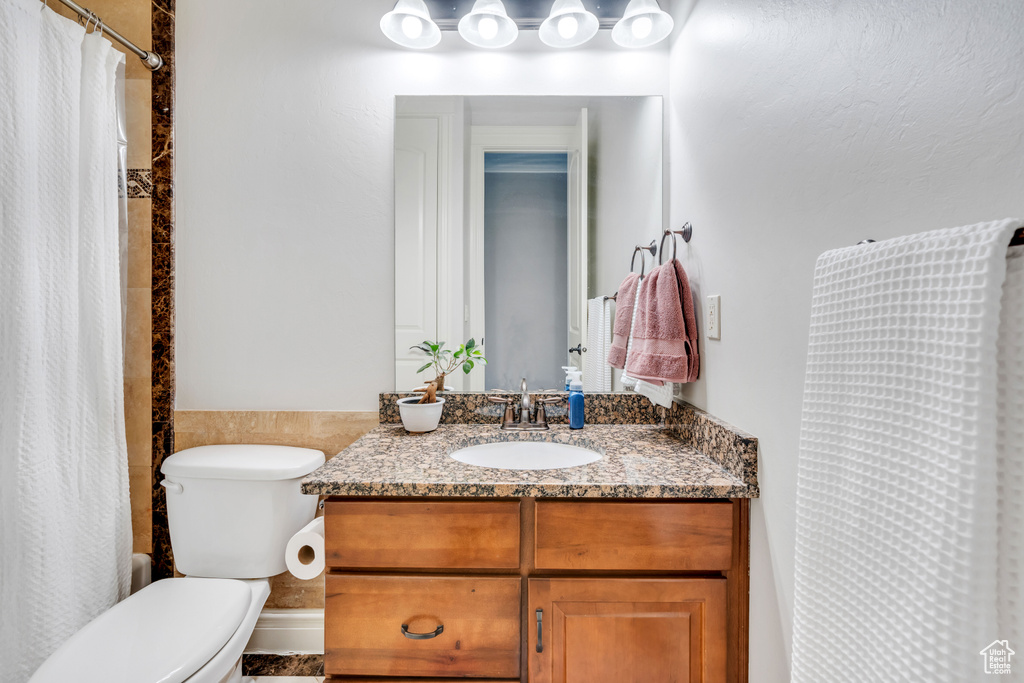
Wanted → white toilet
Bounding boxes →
[29,444,325,683]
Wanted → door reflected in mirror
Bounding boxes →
[394,96,664,393]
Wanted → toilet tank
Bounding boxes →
[160,445,325,579]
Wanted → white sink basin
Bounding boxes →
[449,441,601,471]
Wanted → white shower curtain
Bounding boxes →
[0,1,131,680]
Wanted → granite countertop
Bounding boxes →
[302,422,758,499]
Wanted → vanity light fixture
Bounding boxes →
[611,0,673,48]
[458,0,519,48]
[538,0,599,48]
[380,0,441,49]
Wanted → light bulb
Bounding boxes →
[631,15,653,39]
[557,15,579,39]
[478,16,499,40]
[401,15,424,39]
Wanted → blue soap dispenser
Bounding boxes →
[568,379,584,429]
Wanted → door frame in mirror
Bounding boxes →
[468,125,584,392]
[395,98,465,393]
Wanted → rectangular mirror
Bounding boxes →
[395,95,664,393]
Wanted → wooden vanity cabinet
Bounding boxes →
[324,498,749,683]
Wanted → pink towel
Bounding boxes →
[607,272,640,369]
[625,259,699,383]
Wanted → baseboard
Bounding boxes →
[244,608,324,655]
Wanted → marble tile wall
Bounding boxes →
[150,0,175,581]
[174,411,379,457]
[243,655,324,678]
[174,410,378,609]
[53,0,155,555]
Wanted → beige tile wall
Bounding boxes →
[174,410,378,608]
[53,0,155,554]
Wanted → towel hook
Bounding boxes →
[630,240,657,278]
[659,223,693,265]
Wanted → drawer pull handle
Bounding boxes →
[401,623,444,640]
[536,608,543,653]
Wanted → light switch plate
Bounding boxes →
[706,295,721,340]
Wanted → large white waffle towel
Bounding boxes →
[996,245,1024,649]
[792,218,1024,683]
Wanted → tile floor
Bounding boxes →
[251,678,324,682]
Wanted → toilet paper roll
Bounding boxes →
[285,516,325,580]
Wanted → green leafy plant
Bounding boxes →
[411,339,487,393]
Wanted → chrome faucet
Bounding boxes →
[487,378,563,431]
[519,378,532,427]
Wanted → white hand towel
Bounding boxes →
[585,298,612,392]
[792,218,1023,683]
[634,379,674,408]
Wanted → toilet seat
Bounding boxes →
[29,577,252,683]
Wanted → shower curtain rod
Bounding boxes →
[47,0,163,71]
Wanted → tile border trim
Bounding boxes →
[127,168,152,198]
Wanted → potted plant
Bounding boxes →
[397,339,486,433]
[410,338,486,392]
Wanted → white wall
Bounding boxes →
[590,96,664,303]
[667,1,1024,680]
[175,0,670,410]
[588,97,665,390]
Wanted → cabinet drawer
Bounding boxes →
[325,499,520,569]
[534,500,733,571]
[325,575,521,678]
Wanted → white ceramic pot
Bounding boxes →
[397,396,445,433]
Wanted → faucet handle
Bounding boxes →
[534,395,564,405]
[487,392,517,428]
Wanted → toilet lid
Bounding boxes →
[161,444,326,481]
[29,578,252,683]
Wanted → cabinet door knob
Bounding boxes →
[401,623,444,640]
[536,608,543,653]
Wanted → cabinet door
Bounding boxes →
[529,578,726,683]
